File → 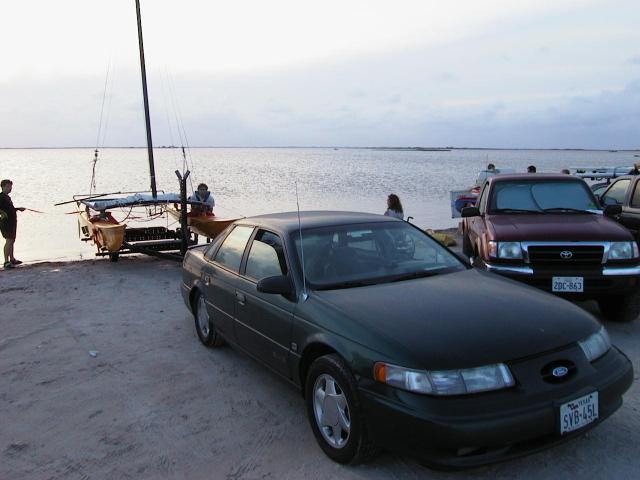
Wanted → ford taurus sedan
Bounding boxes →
[180,211,633,468]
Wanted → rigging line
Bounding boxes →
[99,63,116,148]
[160,69,180,173]
[95,60,111,149]
[164,69,190,188]
[90,60,112,195]
[167,70,196,191]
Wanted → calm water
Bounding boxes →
[1,147,639,263]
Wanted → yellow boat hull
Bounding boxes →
[78,212,126,252]
[167,207,237,239]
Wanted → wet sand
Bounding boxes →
[1,256,639,479]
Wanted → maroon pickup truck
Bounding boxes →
[461,173,640,322]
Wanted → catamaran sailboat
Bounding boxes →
[70,0,236,260]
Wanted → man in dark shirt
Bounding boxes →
[0,179,25,269]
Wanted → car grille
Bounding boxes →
[527,245,603,267]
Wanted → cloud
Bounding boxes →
[629,55,640,65]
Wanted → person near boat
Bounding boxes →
[384,194,404,219]
[0,179,25,269]
[188,183,215,217]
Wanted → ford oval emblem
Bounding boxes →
[560,250,573,259]
[552,366,569,377]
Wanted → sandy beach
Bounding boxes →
[1,255,639,479]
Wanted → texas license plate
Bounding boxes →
[560,392,599,434]
[552,276,584,292]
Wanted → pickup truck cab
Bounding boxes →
[462,173,640,322]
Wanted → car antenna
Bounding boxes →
[296,182,308,301]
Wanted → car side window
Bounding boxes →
[601,179,630,206]
[245,230,288,281]
[204,229,230,260]
[630,180,640,208]
[214,225,254,272]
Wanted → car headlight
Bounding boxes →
[579,326,611,362]
[488,241,523,259]
[373,362,515,395]
[608,242,639,260]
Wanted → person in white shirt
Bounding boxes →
[384,194,404,220]
[188,183,215,216]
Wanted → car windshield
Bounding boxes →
[292,221,465,290]
[489,180,600,213]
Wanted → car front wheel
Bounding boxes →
[193,291,225,347]
[305,354,379,464]
[598,290,640,323]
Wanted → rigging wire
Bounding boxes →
[160,69,181,174]
[90,59,114,195]
[167,70,196,193]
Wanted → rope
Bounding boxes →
[167,70,196,193]
[160,69,180,173]
[90,60,114,195]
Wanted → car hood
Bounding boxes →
[311,269,600,370]
[486,213,631,241]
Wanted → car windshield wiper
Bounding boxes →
[315,280,377,290]
[542,207,598,214]
[492,208,540,214]
[389,270,442,283]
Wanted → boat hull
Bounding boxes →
[78,212,126,252]
[167,207,237,239]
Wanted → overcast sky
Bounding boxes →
[1,0,639,149]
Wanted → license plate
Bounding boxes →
[560,392,599,434]
[552,276,584,292]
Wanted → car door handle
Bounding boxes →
[235,292,246,305]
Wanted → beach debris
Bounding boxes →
[88,350,99,357]
[425,229,457,247]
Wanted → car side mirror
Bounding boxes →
[257,275,293,295]
[461,206,480,218]
[604,205,622,216]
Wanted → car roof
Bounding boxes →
[488,173,586,183]
[234,210,398,233]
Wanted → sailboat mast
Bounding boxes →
[134,0,157,198]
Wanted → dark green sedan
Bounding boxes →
[180,211,633,468]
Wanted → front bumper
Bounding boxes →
[483,262,640,298]
[358,346,633,468]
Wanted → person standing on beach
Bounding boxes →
[188,183,215,216]
[0,179,25,269]
[384,194,404,219]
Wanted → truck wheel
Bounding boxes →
[462,233,473,258]
[598,291,640,323]
[305,354,380,464]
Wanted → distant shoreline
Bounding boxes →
[1,146,639,152]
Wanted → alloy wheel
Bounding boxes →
[312,373,351,449]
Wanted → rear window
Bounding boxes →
[490,180,599,213]
[214,225,254,272]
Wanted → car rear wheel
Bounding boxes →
[305,354,379,464]
[193,291,225,347]
[598,291,640,323]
